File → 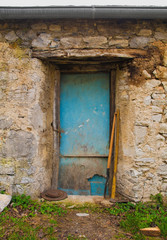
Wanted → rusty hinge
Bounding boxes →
[51,122,62,134]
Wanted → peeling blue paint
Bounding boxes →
[88,175,107,196]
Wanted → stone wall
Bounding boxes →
[0,19,167,200]
[0,41,55,197]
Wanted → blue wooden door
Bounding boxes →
[58,72,110,195]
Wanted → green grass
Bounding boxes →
[0,194,66,240]
[107,194,167,239]
[0,213,40,239]
[0,193,166,240]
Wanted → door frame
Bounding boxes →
[51,69,116,194]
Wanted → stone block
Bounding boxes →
[29,104,44,130]
[156,134,165,141]
[20,177,34,184]
[122,146,135,157]
[16,30,36,41]
[8,72,18,81]
[163,49,167,67]
[153,86,165,94]
[161,183,167,192]
[7,85,35,103]
[129,169,142,177]
[0,175,14,186]
[49,25,61,31]
[0,33,3,40]
[0,89,4,100]
[27,88,36,102]
[130,37,150,48]
[31,23,47,30]
[159,123,167,134]
[60,37,83,48]
[140,227,161,237]
[135,121,149,127]
[146,173,154,179]
[157,164,167,176]
[143,144,152,152]
[162,81,167,92]
[32,33,52,48]
[50,41,60,48]
[138,29,152,36]
[0,194,12,212]
[0,71,8,81]
[151,106,163,113]
[2,130,37,159]
[142,70,151,79]
[32,39,45,48]
[151,114,162,122]
[144,96,151,105]
[156,134,165,148]
[140,168,150,172]
[155,31,167,40]
[152,93,165,99]
[0,117,12,129]
[29,73,41,83]
[120,91,129,101]
[5,31,18,42]
[26,166,36,175]
[151,99,166,107]
[145,79,161,90]
[135,158,155,166]
[83,36,107,48]
[154,66,167,79]
[0,158,15,175]
[164,113,167,122]
[135,147,144,157]
[134,126,147,145]
[109,39,128,48]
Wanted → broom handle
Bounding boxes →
[111,109,120,199]
[107,112,116,169]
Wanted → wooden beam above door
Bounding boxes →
[32,48,147,62]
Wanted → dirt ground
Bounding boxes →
[55,208,131,240]
[0,202,133,240]
[0,196,163,240]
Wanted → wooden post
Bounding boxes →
[111,109,120,199]
[109,69,116,195]
[51,69,60,189]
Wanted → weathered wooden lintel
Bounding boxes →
[32,48,147,61]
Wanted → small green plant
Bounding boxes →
[50,219,58,225]
[150,193,163,205]
[11,194,66,216]
[47,226,54,234]
[12,194,33,209]
[39,201,66,215]
[107,202,135,216]
[157,216,167,238]
[0,190,5,194]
